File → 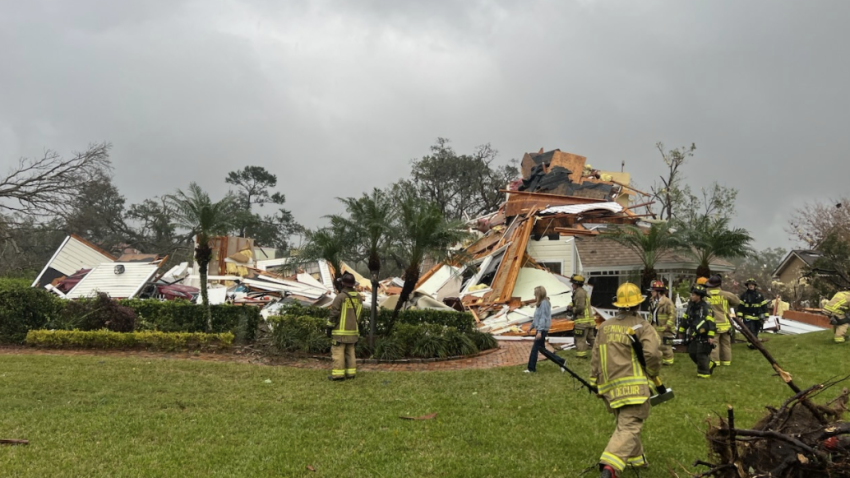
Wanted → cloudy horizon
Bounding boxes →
[2,0,847,252]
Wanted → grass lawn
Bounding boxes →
[0,331,846,477]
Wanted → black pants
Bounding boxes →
[527,331,548,372]
[745,319,761,339]
[687,341,713,376]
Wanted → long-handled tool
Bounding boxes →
[629,326,675,406]
[537,347,598,394]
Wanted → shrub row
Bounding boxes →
[0,279,260,343]
[269,311,497,360]
[25,329,234,351]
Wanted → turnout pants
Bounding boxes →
[655,327,675,365]
[599,400,651,472]
[331,342,357,378]
[709,331,732,366]
[834,323,849,343]
[744,320,761,341]
[688,341,713,378]
[574,323,596,358]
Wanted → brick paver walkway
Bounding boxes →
[0,341,543,372]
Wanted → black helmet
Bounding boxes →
[744,278,758,287]
[339,272,356,287]
[706,274,723,288]
[691,284,708,297]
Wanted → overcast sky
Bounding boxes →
[1,0,847,251]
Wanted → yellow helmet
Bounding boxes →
[612,282,645,308]
[696,276,708,285]
[570,274,585,285]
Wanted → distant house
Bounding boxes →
[574,236,735,309]
[772,250,821,284]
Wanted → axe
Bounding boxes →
[629,327,675,406]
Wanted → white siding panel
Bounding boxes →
[526,237,573,273]
[66,263,158,299]
[51,237,115,276]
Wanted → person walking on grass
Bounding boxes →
[326,272,362,381]
[591,282,661,478]
[678,284,716,378]
[525,286,551,373]
[647,280,676,365]
[568,274,595,358]
[705,274,740,367]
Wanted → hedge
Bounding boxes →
[119,299,260,341]
[25,329,234,351]
[375,309,475,334]
[0,278,63,344]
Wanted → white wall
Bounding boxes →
[526,236,574,275]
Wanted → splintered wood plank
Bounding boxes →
[488,212,537,304]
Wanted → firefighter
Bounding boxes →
[568,274,594,358]
[326,272,362,381]
[678,285,716,378]
[591,282,661,478]
[704,274,741,367]
[823,288,850,343]
[647,280,676,365]
[739,278,768,349]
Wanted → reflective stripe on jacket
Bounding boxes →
[327,289,362,342]
[739,289,768,320]
[572,287,594,325]
[824,291,850,317]
[679,300,715,340]
[650,296,675,333]
[706,287,740,333]
[590,312,661,409]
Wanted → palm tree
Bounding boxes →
[673,215,753,278]
[389,196,469,330]
[168,183,236,332]
[600,221,679,291]
[299,222,351,288]
[334,189,396,349]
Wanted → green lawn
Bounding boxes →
[0,331,845,477]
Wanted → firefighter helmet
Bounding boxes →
[691,284,708,297]
[696,276,708,285]
[648,280,667,292]
[745,278,758,287]
[706,274,723,288]
[612,282,645,308]
[570,274,585,285]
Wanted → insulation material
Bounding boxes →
[538,202,623,216]
[416,265,463,301]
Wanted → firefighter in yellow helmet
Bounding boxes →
[568,274,595,358]
[647,280,676,365]
[591,282,661,478]
[824,287,850,343]
[326,272,362,381]
[704,274,741,367]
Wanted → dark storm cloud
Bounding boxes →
[1,0,846,250]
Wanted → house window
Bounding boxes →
[538,261,562,274]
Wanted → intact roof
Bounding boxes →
[772,249,821,278]
[575,236,735,271]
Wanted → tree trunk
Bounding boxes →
[390,263,420,336]
[195,243,213,333]
[368,253,380,349]
[370,273,378,349]
[696,262,712,279]
[640,267,657,295]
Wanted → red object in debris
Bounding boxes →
[156,283,199,301]
[55,269,91,293]
[823,436,839,450]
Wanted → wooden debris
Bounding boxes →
[399,412,437,421]
[0,439,29,446]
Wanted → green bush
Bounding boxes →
[25,329,233,351]
[268,315,331,354]
[374,336,405,361]
[377,308,474,334]
[444,328,479,357]
[0,279,63,344]
[467,330,498,351]
[411,332,448,359]
[119,299,260,341]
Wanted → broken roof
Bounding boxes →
[65,262,161,299]
[32,234,117,289]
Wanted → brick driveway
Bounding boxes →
[0,341,545,372]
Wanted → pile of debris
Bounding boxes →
[412,148,647,336]
[690,317,850,477]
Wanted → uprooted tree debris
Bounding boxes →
[688,316,850,477]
